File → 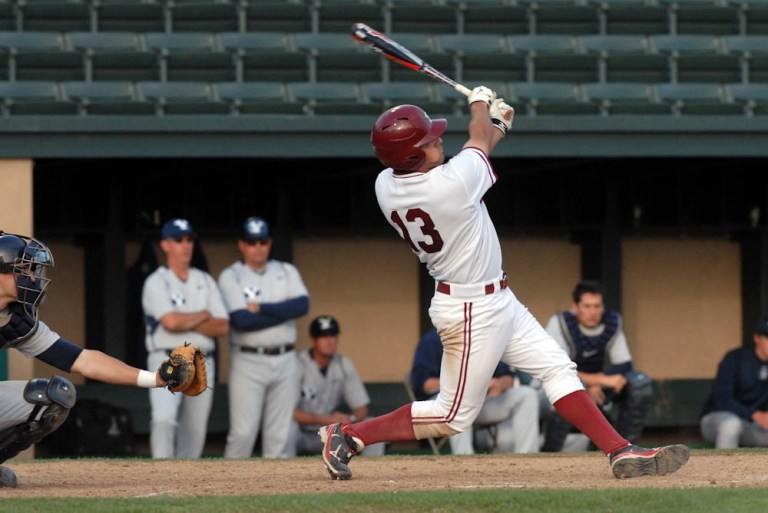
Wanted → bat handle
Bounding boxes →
[455,84,472,97]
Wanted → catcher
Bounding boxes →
[0,231,207,488]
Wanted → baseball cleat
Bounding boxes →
[0,466,19,488]
[319,422,359,480]
[609,443,690,479]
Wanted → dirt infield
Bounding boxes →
[3,450,767,497]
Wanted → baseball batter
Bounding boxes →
[217,217,310,459]
[142,219,229,459]
[0,231,171,488]
[319,88,690,480]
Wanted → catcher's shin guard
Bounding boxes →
[0,376,76,463]
[615,371,653,443]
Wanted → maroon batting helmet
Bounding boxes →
[370,104,447,171]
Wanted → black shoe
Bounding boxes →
[0,466,18,488]
[318,423,360,480]
[609,444,690,479]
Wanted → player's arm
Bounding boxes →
[351,405,369,422]
[293,408,351,426]
[193,315,229,337]
[160,310,212,332]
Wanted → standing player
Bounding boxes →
[142,219,229,459]
[0,231,171,488]
[318,88,690,480]
[218,217,310,459]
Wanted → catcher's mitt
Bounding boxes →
[158,343,208,396]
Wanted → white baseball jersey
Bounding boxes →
[375,146,583,441]
[142,266,228,353]
[217,260,308,346]
[375,147,501,284]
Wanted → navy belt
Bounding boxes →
[239,343,295,356]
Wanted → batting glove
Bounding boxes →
[467,85,496,106]
[489,98,514,136]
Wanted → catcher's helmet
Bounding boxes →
[0,232,54,320]
[371,104,446,171]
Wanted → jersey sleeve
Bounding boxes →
[141,271,174,320]
[446,147,498,203]
[12,320,60,358]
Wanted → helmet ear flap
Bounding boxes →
[371,105,446,171]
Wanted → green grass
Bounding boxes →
[5,488,768,513]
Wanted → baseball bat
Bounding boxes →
[351,23,472,97]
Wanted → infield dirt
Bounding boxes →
[2,450,766,497]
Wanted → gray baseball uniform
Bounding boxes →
[218,259,309,458]
[142,266,228,458]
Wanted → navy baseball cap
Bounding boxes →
[241,217,270,242]
[161,218,196,240]
[310,315,340,337]
[756,315,768,336]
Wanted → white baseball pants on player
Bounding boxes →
[411,286,583,441]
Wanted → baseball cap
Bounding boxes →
[241,217,270,242]
[310,315,340,337]
[755,315,768,336]
[161,218,196,240]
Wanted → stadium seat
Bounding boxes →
[93,0,167,32]
[721,35,768,82]
[581,82,668,115]
[244,1,311,33]
[650,34,741,83]
[384,0,458,34]
[216,81,304,115]
[591,0,669,35]
[580,34,668,83]
[17,0,92,32]
[169,0,240,33]
[63,81,155,115]
[0,1,16,31]
[67,31,158,82]
[529,1,600,35]
[0,80,77,115]
[656,82,743,115]
[363,81,455,115]
[218,31,306,82]
[288,81,378,115]
[659,0,740,35]
[511,81,598,116]
[727,82,768,115]
[436,33,524,83]
[314,0,384,34]
[510,34,598,83]
[727,0,768,35]
[445,0,528,35]
[292,32,382,82]
[145,32,233,82]
[0,31,83,81]
[137,81,229,115]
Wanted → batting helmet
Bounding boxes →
[0,232,54,320]
[371,104,447,171]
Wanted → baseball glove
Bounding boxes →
[158,343,208,396]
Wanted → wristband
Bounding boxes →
[137,369,157,388]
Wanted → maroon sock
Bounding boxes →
[553,390,629,455]
[344,404,415,446]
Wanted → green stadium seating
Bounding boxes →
[63,80,155,115]
[511,34,598,83]
[656,82,743,115]
[363,81,456,115]
[582,81,669,115]
[528,1,600,35]
[67,31,158,82]
[0,31,83,81]
[511,81,598,116]
[218,31,306,82]
[244,1,310,33]
[216,81,304,115]
[581,34,669,83]
[0,80,77,115]
[650,34,741,83]
[436,33,525,83]
[17,0,91,32]
[727,82,768,115]
[0,1,16,31]
[292,31,382,82]
[314,0,384,34]
[288,81,379,115]
[660,0,741,35]
[169,0,240,33]
[384,0,458,34]
[721,34,768,82]
[728,0,768,35]
[137,80,229,115]
[145,31,233,82]
[593,0,670,36]
[93,0,167,33]
[446,0,529,35]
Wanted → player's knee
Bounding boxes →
[413,422,461,440]
[718,416,743,437]
[0,376,76,463]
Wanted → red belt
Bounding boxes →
[436,275,508,297]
